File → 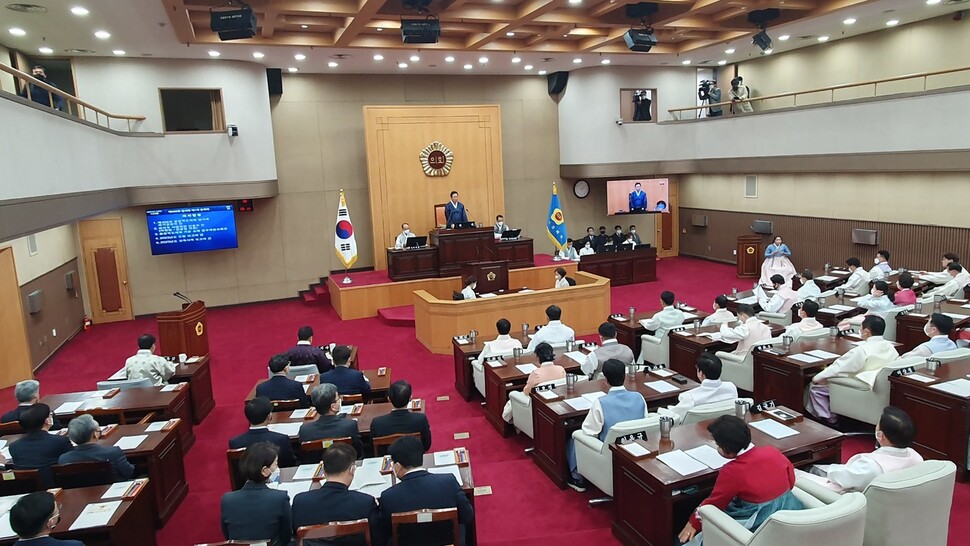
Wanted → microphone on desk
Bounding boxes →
[173,292,193,304]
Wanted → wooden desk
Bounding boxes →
[267,402,425,444]
[246,368,390,404]
[894,303,970,353]
[609,308,710,357]
[753,338,855,412]
[41,387,195,451]
[531,370,699,489]
[0,483,156,546]
[668,322,786,377]
[431,227,498,278]
[496,237,535,269]
[723,290,763,314]
[611,415,843,546]
[483,353,584,437]
[791,268,851,291]
[169,355,215,424]
[386,247,439,281]
[579,247,657,286]
[890,358,970,481]
[452,333,531,401]
[814,298,865,328]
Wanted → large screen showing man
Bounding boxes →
[444,191,469,228]
[606,178,669,215]
[629,182,648,212]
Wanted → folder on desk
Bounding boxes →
[515,363,538,374]
[657,450,708,476]
[563,397,592,411]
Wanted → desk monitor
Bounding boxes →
[617,242,635,252]
[406,236,427,248]
[501,229,522,239]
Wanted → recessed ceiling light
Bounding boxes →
[886,19,899,26]
[511,56,521,63]
[573,58,582,64]
[208,50,220,57]
[410,55,420,62]
[398,62,408,68]
[70,6,89,16]
[112,49,125,55]
[568,0,582,4]
[252,51,264,59]
[294,53,306,60]
[478,56,488,63]
[94,30,110,39]
[764,48,773,54]
[717,60,727,65]
[301,24,308,29]
[8,27,26,36]
[843,17,856,25]
[724,48,735,54]
[926,0,941,5]
[506,32,515,37]
[681,59,691,65]
[778,35,790,42]
[463,64,473,69]
[373,53,384,61]
[817,35,829,42]
[444,56,455,63]
[601,58,610,65]
[328,61,338,68]
[524,64,533,70]
[288,67,298,73]
[38,46,54,54]
[538,70,547,75]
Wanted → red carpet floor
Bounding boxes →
[5,257,967,545]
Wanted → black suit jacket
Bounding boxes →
[611,232,626,246]
[320,367,371,396]
[370,409,432,452]
[13,536,84,546]
[256,375,311,408]
[221,481,292,546]
[228,427,296,467]
[298,415,362,457]
[378,470,474,546]
[2,405,63,430]
[57,442,135,481]
[292,482,380,546]
[10,431,74,487]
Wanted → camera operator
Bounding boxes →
[730,76,753,114]
[697,79,722,117]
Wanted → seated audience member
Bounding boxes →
[567,359,648,492]
[554,267,569,288]
[9,404,72,487]
[477,319,523,361]
[837,280,895,331]
[379,437,475,546]
[623,233,637,248]
[220,443,291,546]
[292,443,380,546]
[678,416,802,545]
[1,380,62,430]
[229,396,296,467]
[796,270,821,302]
[460,276,477,300]
[757,274,799,314]
[799,406,923,493]
[719,304,771,357]
[371,380,432,452]
[869,249,892,281]
[9,491,83,546]
[522,343,566,396]
[925,263,970,299]
[918,253,960,285]
[657,354,738,424]
[807,316,898,423]
[701,295,735,327]
[394,222,412,249]
[893,272,918,306]
[581,322,635,378]
[57,414,134,481]
[124,333,176,387]
[902,313,957,358]
[578,240,595,256]
[525,305,575,352]
[256,354,311,409]
[577,226,596,250]
[493,215,510,236]
[298,383,363,457]
[558,240,579,261]
[641,291,687,337]
[784,300,825,340]
[320,345,371,396]
[285,325,332,373]
[842,258,870,295]
[628,225,642,245]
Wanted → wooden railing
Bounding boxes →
[668,65,970,121]
[0,63,145,131]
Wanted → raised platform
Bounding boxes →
[377,305,415,327]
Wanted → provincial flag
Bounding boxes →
[546,182,568,251]
[334,190,358,269]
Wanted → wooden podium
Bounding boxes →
[430,227,498,278]
[460,261,510,293]
[156,300,209,357]
[736,235,764,278]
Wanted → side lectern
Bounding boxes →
[736,235,764,279]
[460,261,510,294]
[156,300,209,357]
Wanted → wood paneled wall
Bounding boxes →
[680,207,970,273]
[20,259,85,370]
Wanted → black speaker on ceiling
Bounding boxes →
[267,68,283,96]
[547,71,568,95]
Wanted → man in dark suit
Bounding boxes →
[379,436,474,546]
[611,224,626,247]
[577,226,597,251]
[255,354,311,409]
[229,397,296,467]
[593,225,611,252]
[292,443,379,545]
[9,491,84,545]
[1,380,62,430]
[443,191,468,228]
[320,346,371,396]
[9,404,73,487]
[299,383,363,457]
[285,325,332,373]
[370,381,432,452]
[57,413,134,481]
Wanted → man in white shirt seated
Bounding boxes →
[124,333,176,386]
[841,257,870,295]
[757,274,799,315]
[582,322,634,378]
[784,300,825,341]
[796,270,821,302]
[525,305,576,352]
[557,239,579,261]
[924,263,970,299]
[477,318,523,362]
[798,406,923,492]
[701,295,735,327]
[393,222,413,249]
[901,313,957,358]
[641,291,687,338]
[917,253,960,285]
[719,304,771,357]
[806,316,899,424]
[460,276,477,300]
[868,249,892,281]
[657,353,738,424]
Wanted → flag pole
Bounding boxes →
[339,188,353,284]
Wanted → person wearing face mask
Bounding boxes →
[493,214,509,237]
[8,404,72,488]
[577,226,596,251]
[916,253,960,285]
[868,249,892,281]
[628,225,641,245]
[57,414,135,481]
[19,66,65,111]
[837,280,895,331]
[795,270,821,302]
[893,272,917,306]
[554,267,570,288]
[220,442,291,546]
[902,313,957,358]
[657,353,738,424]
[756,274,799,315]
[701,295,736,326]
[394,222,413,249]
[611,225,626,247]
[923,262,970,299]
[759,235,796,288]
[579,240,595,256]
[841,257,870,295]
[9,491,83,546]
[461,276,477,300]
[783,300,825,341]
[299,383,363,456]
[594,226,610,252]
[557,239,579,261]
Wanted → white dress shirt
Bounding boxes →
[868,262,891,281]
[926,269,970,298]
[394,231,411,249]
[461,286,476,300]
[820,446,924,492]
[555,277,569,289]
[478,334,524,362]
[902,334,958,358]
[525,320,576,352]
[580,339,635,377]
[757,285,799,314]
[656,379,739,424]
[701,308,736,327]
[719,317,772,356]
[581,386,648,437]
[579,247,595,256]
[796,281,821,302]
[641,306,687,338]
[784,317,824,340]
[920,268,952,285]
[558,247,579,261]
[842,268,871,295]
[855,294,895,319]
[125,349,176,386]
[814,335,899,387]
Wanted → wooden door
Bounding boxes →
[0,247,34,388]
[78,218,133,323]
[655,178,679,258]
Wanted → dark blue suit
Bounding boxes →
[221,481,292,546]
[57,442,135,481]
[292,482,380,546]
[370,409,432,452]
[10,431,73,487]
[298,415,362,458]
[256,375,311,409]
[13,537,84,545]
[285,344,332,373]
[229,427,296,467]
[444,201,468,227]
[629,189,648,211]
[320,367,371,396]
[2,405,63,430]
[378,470,474,546]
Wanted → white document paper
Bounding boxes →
[433,451,456,466]
[831,304,856,311]
[479,293,498,298]
[303,384,311,393]
[53,401,85,415]
[0,513,14,539]
[487,360,504,368]
[563,397,592,411]
[697,333,723,341]
[275,481,312,505]
[830,269,850,274]
[750,419,800,439]
[960,304,970,309]
[428,465,463,486]
[290,409,311,419]
[107,368,127,381]
[537,390,558,400]
[186,356,201,363]
[515,363,538,374]
[267,422,302,436]
[848,296,866,303]
[817,307,841,314]
[160,384,180,392]
[144,421,166,432]
[907,374,937,384]
[685,445,731,470]
[789,353,823,364]
[564,351,587,364]
[291,464,322,481]
[929,378,970,398]
[644,380,679,394]
[815,275,838,282]
[101,480,145,499]
[454,338,469,345]
[294,375,310,383]
[581,391,607,403]
[619,442,650,457]
[114,435,148,451]
[673,330,693,337]
[657,450,709,476]
[69,500,122,530]
[805,350,841,360]
[88,390,112,398]
[737,295,759,305]
[350,471,393,498]
[944,313,969,321]
[651,368,675,378]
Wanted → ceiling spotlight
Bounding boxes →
[573,58,582,64]
[328,61,339,68]
[524,64,533,70]
[764,48,773,54]
[724,48,735,54]
[113,49,126,55]
[445,56,455,63]
[778,34,790,41]
[843,17,856,25]
[288,67,298,73]
[398,62,408,68]
[410,55,420,62]
[301,24,308,29]
[70,6,89,16]
[538,70,547,75]
[927,0,941,5]
[94,30,111,39]
[886,19,899,26]
[601,58,610,65]
[479,56,488,63]
[568,0,582,4]
[208,50,221,57]
[38,46,54,54]
[511,56,521,63]
[717,60,727,65]
[506,32,515,37]
[817,35,829,42]
[464,64,473,69]
[681,59,691,65]
[373,54,384,61]
[752,29,771,51]
[748,8,779,52]
[253,51,264,59]
[8,27,26,36]
[295,53,306,60]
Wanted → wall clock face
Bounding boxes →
[573,180,590,199]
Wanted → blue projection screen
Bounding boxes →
[146,205,239,255]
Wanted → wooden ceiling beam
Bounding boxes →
[262,7,279,38]
[161,0,197,43]
[526,24,572,47]
[333,0,388,46]
[577,27,629,52]
[465,0,567,49]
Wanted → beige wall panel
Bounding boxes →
[278,192,330,281]
[522,105,560,180]
[0,247,34,388]
[360,75,407,103]
[187,286,240,308]
[183,249,238,292]
[2,224,79,286]
[282,75,362,103]
[319,103,368,189]
[404,76,446,102]
[234,202,287,286]
[272,102,325,194]
[497,100,525,182]
[443,78,486,102]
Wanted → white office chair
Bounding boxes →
[638,325,687,366]
[828,356,924,426]
[266,364,320,379]
[679,397,753,426]
[96,378,153,391]
[881,305,913,342]
[759,307,793,327]
[715,339,782,392]
[794,327,829,340]
[573,415,659,504]
[508,377,573,441]
[697,489,867,546]
[796,460,956,546]
[932,347,970,363]
[471,350,518,399]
